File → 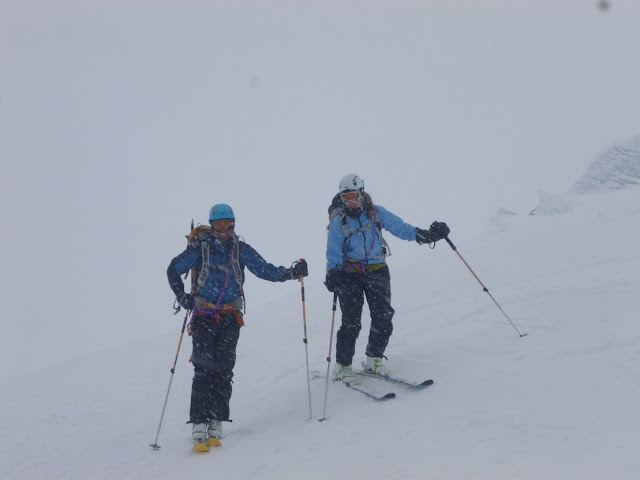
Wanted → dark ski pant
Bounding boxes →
[189,312,242,424]
[336,265,394,366]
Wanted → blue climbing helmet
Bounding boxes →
[209,204,235,222]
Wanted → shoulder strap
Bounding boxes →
[339,212,351,237]
[231,238,245,312]
[196,240,211,293]
[230,239,243,289]
[339,207,391,260]
[371,207,392,258]
[327,205,343,233]
[196,236,245,307]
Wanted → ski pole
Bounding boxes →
[319,292,338,422]
[151,219,195,450]
[444,236,527,338]
[296,260,313,420]
[150,308,190,450]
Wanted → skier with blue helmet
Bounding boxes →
[325,174,449,384]
[168,203,308,448]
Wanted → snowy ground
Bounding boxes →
[1,184,639,480]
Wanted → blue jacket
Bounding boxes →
[326,205,417,270]
[168,234,290,305]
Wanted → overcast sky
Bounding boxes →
[2,0,639,373]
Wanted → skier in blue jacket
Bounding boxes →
[168,204,308,446]
[324,174,449,384]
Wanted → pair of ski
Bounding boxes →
[317,367,434,401]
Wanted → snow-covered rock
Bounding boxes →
[529,190,579,216]
[530,135,640,216]
[571,135,640,193]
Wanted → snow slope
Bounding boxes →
[1,182,639,480]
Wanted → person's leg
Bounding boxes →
[189,314,241,424]
[335,274,365,366]
[363,266,394,359]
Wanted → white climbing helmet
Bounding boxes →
[339,174,365,194]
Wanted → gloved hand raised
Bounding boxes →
[287,259,309,279]
[416,221,450,245]
[177,292,194,310]
[324,269,345,293]
[430,221,450,240]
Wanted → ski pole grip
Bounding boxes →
[445,236,456,251]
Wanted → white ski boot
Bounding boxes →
[208,420,222,440]
[363,356,389,376]
[192,423,208,447]
[192,421,222,452]
[333,363,358,384]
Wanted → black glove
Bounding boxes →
[288,259,309,279]
[416,227,435,245]
[324,269,345,293]
[177,292,194,310]
[416,221,450,245]
[430,221,450,240]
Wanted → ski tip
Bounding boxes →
[411,379,434,390]
[193,443,209,453]
[381,392,396,400]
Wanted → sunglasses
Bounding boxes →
[211,219,235,231]
[341,191,361,202]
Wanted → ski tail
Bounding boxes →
[310,370,395,400]
[343,381,396,401]
[355,368,434,390]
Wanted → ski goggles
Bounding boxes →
[210,219,235,231]
[340,191,361,203]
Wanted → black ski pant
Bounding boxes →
[335,265,394,366]
[189,312,242,424]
